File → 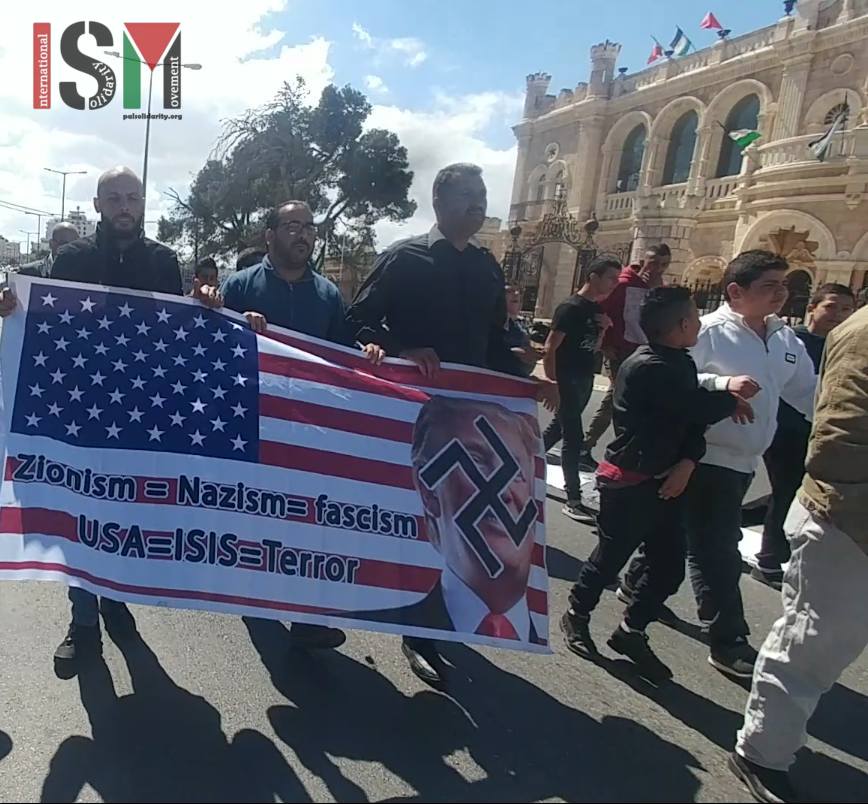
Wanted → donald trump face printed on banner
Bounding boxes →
[411,396,540,634]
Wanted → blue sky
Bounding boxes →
[265,1,784,149]
[1,1,788,254]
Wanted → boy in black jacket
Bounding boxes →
[560,287,752,683]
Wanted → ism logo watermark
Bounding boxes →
[33,22,183,112]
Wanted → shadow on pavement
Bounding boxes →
[246,617,474,802]
[40,626,307,803]
[592,653,868,801]
[544,545,585,582]
[809,682,868,763]
[441,643,704,802]
[245,616,705,802]
[0,729,11,763]
[657,615,707,644]
[793,747,868,803]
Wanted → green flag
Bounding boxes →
[728,129,761,151]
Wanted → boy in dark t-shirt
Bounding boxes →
[542,257,621,520]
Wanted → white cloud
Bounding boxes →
[367,90,523,248]
[386,37,427,68]
[0,3,521,263]
[351,21,427,68]
[363,75,389,94]
[0,1,333,252]
[351,22,373,48]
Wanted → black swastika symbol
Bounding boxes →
[419,415,538,579]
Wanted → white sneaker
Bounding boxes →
[562,500,596,523]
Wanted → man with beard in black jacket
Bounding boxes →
[52,166,221,669]
[50,167,182,293]
[0,166,218,672]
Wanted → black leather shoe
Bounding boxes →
[401,637,447,686]
[54,623,101,664]
[607,626,672,684]
[560,611,598,659]
[289,622,347,649]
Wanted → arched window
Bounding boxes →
[553,169,566,200]
[534,174,546,202]
[717,94,760,178]
[662,110,698,185]
[616,125,646,193]
[824,102,848,125]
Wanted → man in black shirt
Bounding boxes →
[560,287,750,683]
[348,163,556,686]
[542,256,621,520]
[50,168,183,295]
[752,282,855,587]
[348,165,546,379]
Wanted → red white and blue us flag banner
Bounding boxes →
[0,276,549,652]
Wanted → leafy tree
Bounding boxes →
[158,78,416,264]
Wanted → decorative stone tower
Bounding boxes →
[523,72,552,119]
[588,40,622,98]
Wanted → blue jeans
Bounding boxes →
[68,587,99,627]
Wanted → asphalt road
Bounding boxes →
[0,392,865,802]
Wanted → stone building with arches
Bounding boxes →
[507,0,868,317]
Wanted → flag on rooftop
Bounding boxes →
[700,12,723,30]
[670,27,692,56]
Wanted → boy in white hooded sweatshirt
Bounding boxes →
[686,250,817,679]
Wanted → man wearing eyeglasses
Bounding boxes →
[219,201,352,344]
[217,199,381,650]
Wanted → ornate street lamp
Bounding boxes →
[501,225,526,286]
[503,188,601,314]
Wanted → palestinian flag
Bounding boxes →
[670,27,692,56]
[728,129,761,151]
[808,107,848,161]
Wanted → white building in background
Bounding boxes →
[475,217,505,257]
[0,235,21,264]
[46,206,96,241]
[507,0,868,317]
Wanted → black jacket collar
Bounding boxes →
[93,222,145,253]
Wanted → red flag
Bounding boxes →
[647,41,664,64]
[700,12,723,29]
